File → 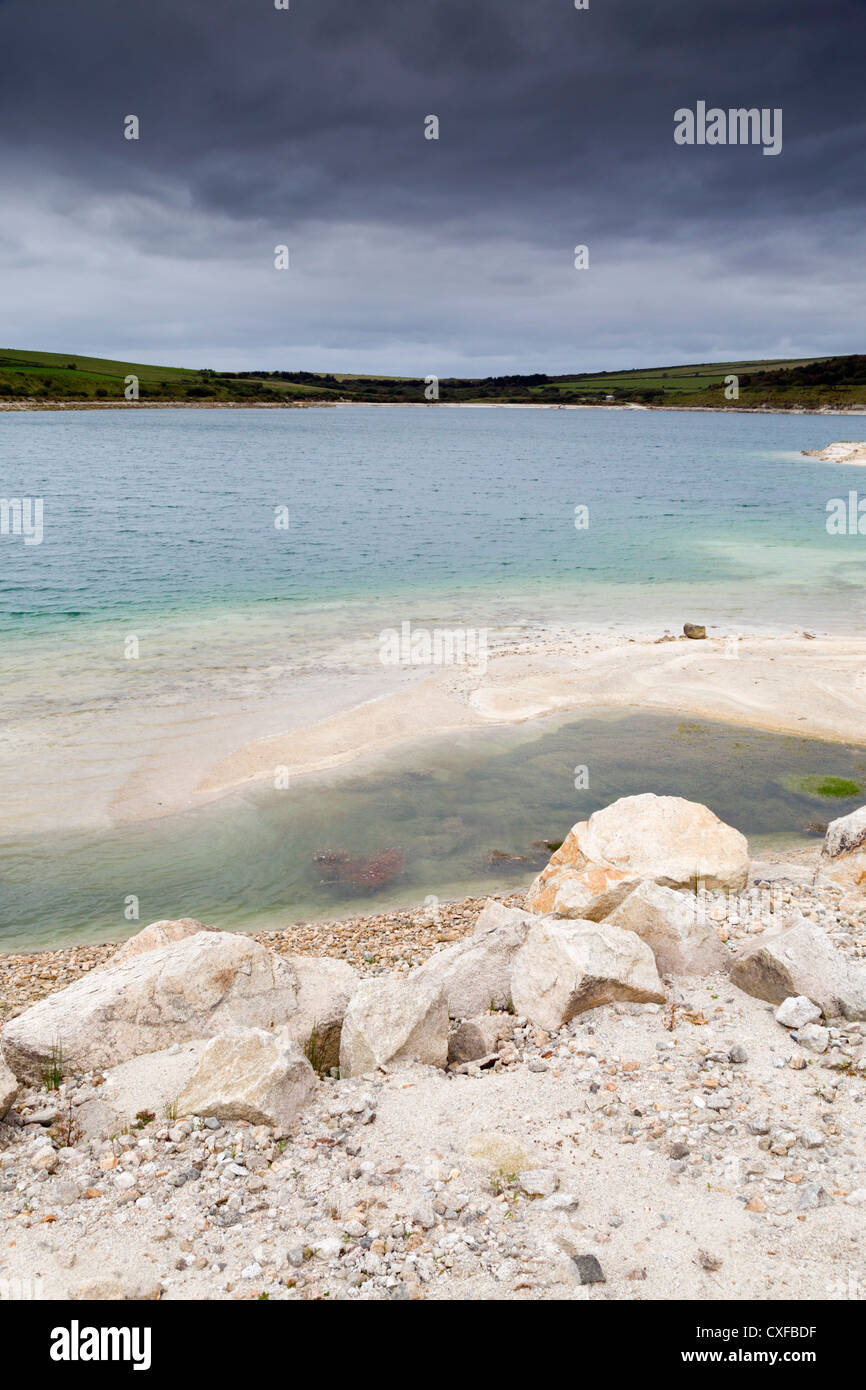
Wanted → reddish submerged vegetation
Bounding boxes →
[314,848,405,893]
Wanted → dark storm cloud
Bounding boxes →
[0,0,863,371]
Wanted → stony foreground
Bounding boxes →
[2,796,866,1302]
[0,895,515,1028]
[1,985,864,1302]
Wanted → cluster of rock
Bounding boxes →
[2,794,866,1140]
[802,441,866,465]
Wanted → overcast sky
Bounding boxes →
[0,0,863,375]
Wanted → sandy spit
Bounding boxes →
[193,633,866,810]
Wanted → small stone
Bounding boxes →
[799,1128,824,1149]
[537,1192,579,1212]
[518,1169,558,1198]
[776,997,822,1029]
[797,1024,829,1054]
[573,1253,606,1285]
[797,1184,831,1211]
[728,1044,748,1064]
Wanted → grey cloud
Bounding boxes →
[0,0,862,371]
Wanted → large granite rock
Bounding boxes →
[526,794,749,913]
[2,931,358,1085]
[536,865,643,920]
[0,1057,18,1120]
[819,805,866,895]
[106,918,220,967]
[605,880,728,976]
[823,806,866,859]
[339,977,448,1077]
[409,900,533,1017]
[510,919,666,1030]
[1,931,299,1084]
[281,955,359,1072]
[731,914,866,1020]
[177,1028,316,1127]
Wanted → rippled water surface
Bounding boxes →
[2,407,865,947]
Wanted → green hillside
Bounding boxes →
[1,348,864,410]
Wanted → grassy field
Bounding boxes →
[1,348,864,409]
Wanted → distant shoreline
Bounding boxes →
[2,397,866,416]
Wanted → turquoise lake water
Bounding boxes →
[1,406,865,948]
[2,405,866,633]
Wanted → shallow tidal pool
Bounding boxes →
[2,708,865,952]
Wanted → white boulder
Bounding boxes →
[339,977,448,1077]
[823,805,866,859]
[409,901,533,1017]
[731,914,866,1020]
[105,918,220,967]
[281,954,359,1072]
[546,867,643,921]
[177,1027,316,1127]
[510,919,666,1030]
[796,1023,830,1054]
[0,931,300,1083]
[819,805,866,895]
[605,880,728,976]
[526,794,749,914]
[775,996,822,1029]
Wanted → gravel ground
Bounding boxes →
[2,853,865,1302]
[1,985,864,1303]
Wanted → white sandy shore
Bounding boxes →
[9,627,865,835]
[187,632,866,812]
